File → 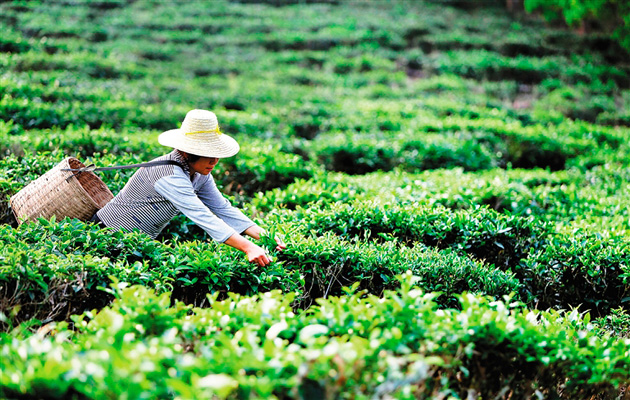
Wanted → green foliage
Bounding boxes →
[1,277,629,399]
[248,175,362,213]
[0,28,31,53]
[525,0,630,54]
[285,201,547,268]
[0,218,171,328]
[533,85,621,124]
[594,308,630,338]
[214,144,317,198]
[0,217,521,328]
[271,233,521,309]
[522,232,630,317]
[1,0,630,396]
[314,137,398,175]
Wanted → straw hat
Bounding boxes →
[158,109,239,158]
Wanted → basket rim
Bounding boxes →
[66,157,113,210]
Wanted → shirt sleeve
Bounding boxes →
[196,175,256,234]
[153,168,237,243]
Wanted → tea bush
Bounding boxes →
[213,144,317,198]
[0,218,521,328]
[314,137,398,175]
[309,126,589,174]
[595,308,630,338]
[247,175,363,213]
[0,27,31,53]
[0,88,137,130]
[9,51,146,80]
[0,124,146,158]
[1,276,628,399]
[284,200,547,270]
[522,232,630,317]
[0,219,171,327]
[533,86,620,124]
[247,163,630,240]
[268,233,521,309]
[247,167,565,215]
[429,49,630,88]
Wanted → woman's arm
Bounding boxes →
[196,175,257,234]
[154,170,238,243]
[155,170,282,266]
[224,232,272,267]
[196,175,286,252]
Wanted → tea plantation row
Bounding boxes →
[2,196,629,327]
[0,210,518,327]
[1,0,629,134]
[2,275,629,399]
[2,111,628,175]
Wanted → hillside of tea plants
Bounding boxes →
[1,0,630,398]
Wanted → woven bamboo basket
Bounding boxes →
[10,157,114,225]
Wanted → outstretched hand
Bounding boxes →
[245,244,273,267]
[230,226,287,266]
[274,234,286,251]
[242,225,287,252]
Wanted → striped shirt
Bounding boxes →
[96,150,255,241]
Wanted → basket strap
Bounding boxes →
[62,160,186,182]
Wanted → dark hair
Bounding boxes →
[187,153,202,163]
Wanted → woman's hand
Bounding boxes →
[273,234,286,251]
[224,233,273,267]
[243,225,287,252]
[244,244,273,267]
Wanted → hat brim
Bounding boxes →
[158,129,240,158]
